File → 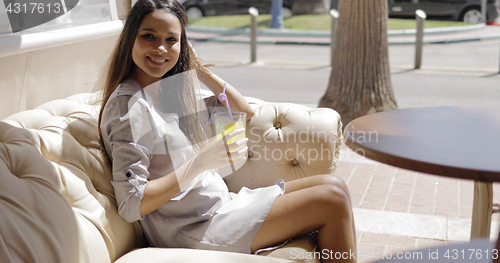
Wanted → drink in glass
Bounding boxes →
[214,112,246,147]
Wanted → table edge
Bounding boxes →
[344,133,499,182]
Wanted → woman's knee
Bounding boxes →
[315,184,352,214]
[316,174,349,194]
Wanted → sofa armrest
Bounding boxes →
[224,101,342,193]
[1,93,144,263]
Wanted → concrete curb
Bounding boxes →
[187,23,500,45]
[189,36,331,46]
[187,23,485,37]
[187,33,500,45]
[388,23,485,36]
[389,31,500,45]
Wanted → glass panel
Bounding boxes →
[0,0,12,33]
[0,0,111,35]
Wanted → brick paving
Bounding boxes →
[336,141,500,262]
[356,232,449,263]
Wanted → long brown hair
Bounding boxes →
[98,0,208,161]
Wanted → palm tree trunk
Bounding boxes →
[319,0,398,125]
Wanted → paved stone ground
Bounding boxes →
[356,232,447,262]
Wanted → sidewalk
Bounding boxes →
[187,23,500,45]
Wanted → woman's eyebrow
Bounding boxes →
[138,28,180,36]
[138,28,158,32]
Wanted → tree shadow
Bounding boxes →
[481,72,500,78]
[307,65,331,71]
[392,68,419,74]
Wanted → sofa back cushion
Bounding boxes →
[224,102,342,192]
[197,89,342,193]
[0,93,142,263]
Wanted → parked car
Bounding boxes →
[388,0,500,23]
[179,0,294,19]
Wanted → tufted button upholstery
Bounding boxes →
[222,101,342,193]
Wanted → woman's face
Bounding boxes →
[131,10,182,87]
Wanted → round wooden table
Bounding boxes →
[344,106,500,239]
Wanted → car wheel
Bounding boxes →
[282,7,292,17]
[461,7,482,23]
[186,6,203,19]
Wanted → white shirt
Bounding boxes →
[100,79,284,253]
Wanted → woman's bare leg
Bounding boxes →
[285,174,357,245]
[251,174,356,263]
[285,174,352,198]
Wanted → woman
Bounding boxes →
[98,0,356,261]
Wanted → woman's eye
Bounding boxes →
[143,34,155,39]
[167,38,177,42]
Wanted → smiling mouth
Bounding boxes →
[147,56,167,64]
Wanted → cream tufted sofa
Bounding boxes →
[0,90,342,263]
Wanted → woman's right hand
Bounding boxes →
[195,128,249,173]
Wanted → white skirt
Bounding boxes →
[141,171,286,254]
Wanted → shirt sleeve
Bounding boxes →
[101,95,155,223]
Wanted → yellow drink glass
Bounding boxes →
[215,112,246,147]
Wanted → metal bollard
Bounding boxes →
[498,41,500,73]
[249,7,259,63]
[330,9,339,67]
[414,9,426,69]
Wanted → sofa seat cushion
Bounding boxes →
[114,248,293,263]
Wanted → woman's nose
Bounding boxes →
[155,44,167,54]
